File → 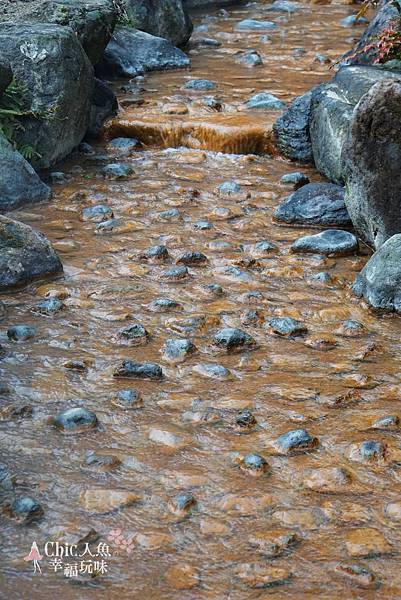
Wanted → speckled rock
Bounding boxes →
[291,230,358,256]
[114,361,163,380]
[0,216,62,292]
[274,183,351,227]
[213,328,256,351]
[53,407,98,434]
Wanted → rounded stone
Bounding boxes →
[280,171,310,189]
[176,251,208,266]
[8,496,44,524]
[161,266,190,281]
[245,92,284,110]
[143,245,169,260]
[275,429,319,454]
[149,297,181,312]
[359,440,387,462]
[168,492,197,516]
[53,407,98,434]
[184,79,216,90]
[240,453,270,476]
[163,338,196,363]
[274,183,351,227]
[112,389,143,410]
[101,163,133,179]
[334,320,366,337]
[7,325,36,341]
[218,180,241,195]
[213,328,256,351]
[235,19,279,31]
[371,415,399,430]
[114,361,163,380]
[81,204,113,223]
[117,323,149,345]
[268,317,307,336]
[291,230,358,256]
[192,363,232,380]
[234,409,257,431]
[35,298,65,315]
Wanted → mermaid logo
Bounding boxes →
[24,542,43,574]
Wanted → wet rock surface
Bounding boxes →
[274,183,351,227]
[98,28,190,79]
[0,136,51,212]
[0,22,93,170]
[123,0,193,47]
[352,234,401,311]
[291,229,358,256]
[0,216,62,291]
[342,79,401,249]
[273,89,313,162]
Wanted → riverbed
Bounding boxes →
[2,1,401,598]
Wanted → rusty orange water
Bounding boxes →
[2,2,401,599]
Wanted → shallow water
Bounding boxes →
[3,2,401,599]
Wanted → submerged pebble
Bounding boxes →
[53,407,98,434]
[7,325,36,342]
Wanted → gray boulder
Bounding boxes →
[310,66,401,185]
[98,27,190,78]
[0,59,12,96]
[87,78,118,139]
[0,135,51,211]
[353,234,401,311]
[0,23,94,170]
[274,183,351,228]
[342,79,401,249]
[272,89,313,162]
[16,0,117,64]
[309,83,353,185]
[122,0,192,47]
[0,215,62,291]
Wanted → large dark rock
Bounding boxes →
[353,234,401,311]
[17,0,117,64]
[0,23,94,170]
[97,27,190,78]
[0,215,62,291]
[0,135,51,211]
[272,89,313,162]
[0,59,12,96]
[341,1,399,66]
[274,183,351,228]
[310,66,401,186]
[87,78,118,138]
[122,0,193,47]
[342,79,401,249]
[310,83,353,185]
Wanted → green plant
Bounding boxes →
[0,79,41,160]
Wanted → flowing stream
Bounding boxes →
[2,2,401,598]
